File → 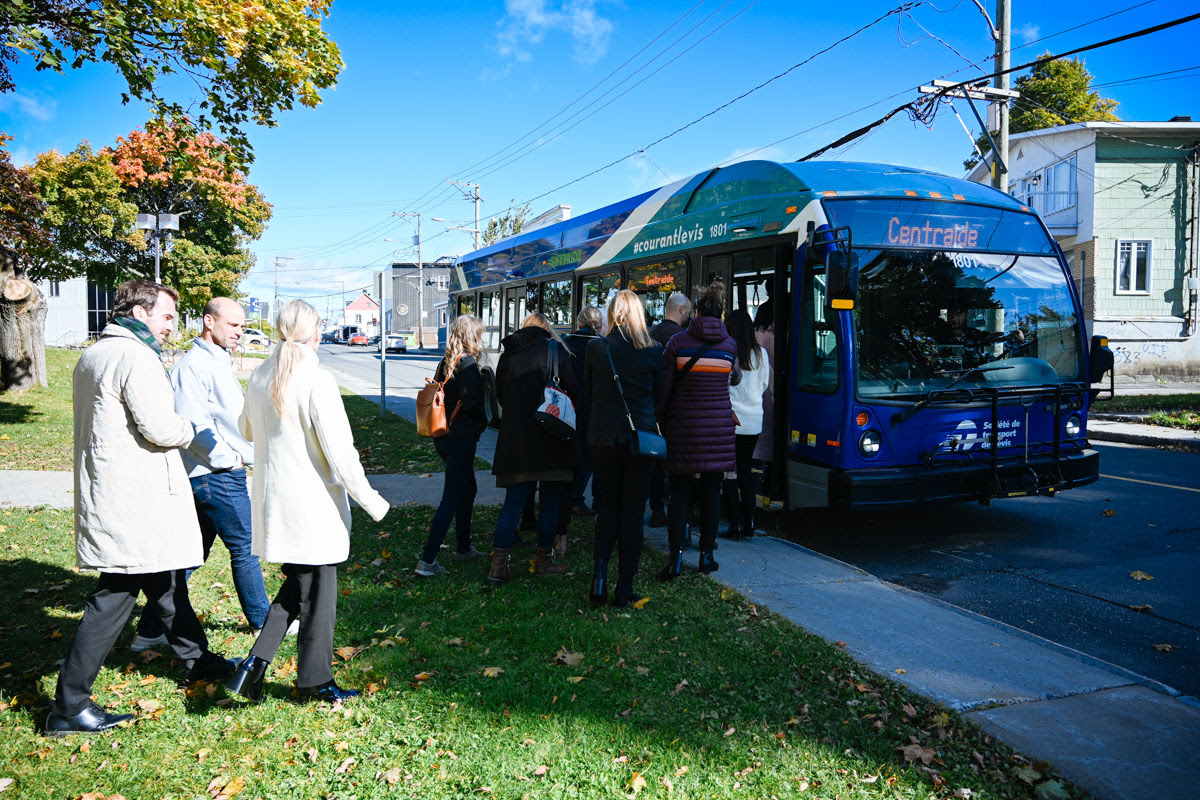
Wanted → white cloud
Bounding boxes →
[1015,23,1039,45]
[0,91,57,123]
[494,0,615,65]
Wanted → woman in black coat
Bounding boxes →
[585,290,664,607]
[487,312,583,585]
[415,315,488,576]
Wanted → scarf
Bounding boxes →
[112,316,162,354]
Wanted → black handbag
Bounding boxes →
[602,336,667,460]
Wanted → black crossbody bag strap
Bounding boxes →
[602,336,638,434]
[546,339,560,384]
[666,341,712,406]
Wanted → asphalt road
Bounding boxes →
[321,346,1200,698]
[781,442,1200,698]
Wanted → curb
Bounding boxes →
[1088,428,1200,452]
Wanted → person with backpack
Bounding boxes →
[487,313,582,585]
[586,291,663,607]
[415,315,488,576]
[656,281,737,579]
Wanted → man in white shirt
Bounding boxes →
[132,297,271,649]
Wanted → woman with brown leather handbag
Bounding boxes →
[415,315,488,576]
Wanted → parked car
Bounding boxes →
[385,334,408,354]
[348,332,369,346]
[239,328,271,349]
[321,332,338,344]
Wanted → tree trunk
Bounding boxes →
[0,257,48,393]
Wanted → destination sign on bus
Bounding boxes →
[824,198,1055,255]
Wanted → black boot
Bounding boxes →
[656,550,684,581]
[226,655,270,702]
[299,680,360,703]
[611,577,646,609]
[698,551,719,574]
[589,558,608,604]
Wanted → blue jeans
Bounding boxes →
[420,437,479,563]
[137,470,269,635]
[494,481,564,550]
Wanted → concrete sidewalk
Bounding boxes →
[1088,416,1200,452]
[641,531,1200,800]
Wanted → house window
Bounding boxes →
[1115,240,1151,294]
[436,275,449,291]
[1044,156,1076,214]
[439,309,448,325]
[48,280,62,298]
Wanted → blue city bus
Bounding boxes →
[448,160,1114,509]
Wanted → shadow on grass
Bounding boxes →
[0,398,42,425]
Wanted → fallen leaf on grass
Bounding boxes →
[554,647,585,667]
[334,646,362,661]
[902,744,936,765]
[197,748,210,762]
[662,776,673,792]
[902,702,918,717]
[723,726,736,737]
[446,637,464,647]
[1012,764,1041,784]
[532,765,549,776]
[379,638,397,648]
[566,676,585,684]
[382,767,403,785]
[0,778,12,793]
[335,757,356,774]
[1130,570,1154,581]
[135,698,162,715]
[413,672,431,682]
[670,679,689,696]
[626,772,647,797]
[1035,779,1070,800]
[208,775,246,799]
[482,667,503,678]
[635,666,650,676]
[139,650,162,663]
[632,596,649,610]
[307,747,319,764]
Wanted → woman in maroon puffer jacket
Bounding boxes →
[656,281,737,579]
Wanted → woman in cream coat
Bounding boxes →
[226,300,389,703]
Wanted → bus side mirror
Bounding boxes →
[825,251,856,313]
[1089,334,1114,384]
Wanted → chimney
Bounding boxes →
[1168,115,1192,122]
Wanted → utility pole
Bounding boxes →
[393,211,425,350]
[273,256,294,323]
[447,180,482,250]
[992,0,1011,194]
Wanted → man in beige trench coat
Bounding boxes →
[46,279,235,736]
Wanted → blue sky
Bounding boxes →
[2,0,1197,313]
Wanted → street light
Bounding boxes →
[432,217,481,252]
[135,212,180,283]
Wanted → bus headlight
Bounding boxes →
[1065,415,1081,437]
[858,430,881,456]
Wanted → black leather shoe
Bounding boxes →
[299,680,360,703]
[698,551,720,574]
[187,652,238,684]
[226,655,270,702]
[656,550,684,581]
[611,579,646,609]
[588,558,608,604]
[45,701,133,736]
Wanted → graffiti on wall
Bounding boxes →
[1112,342,1172,364]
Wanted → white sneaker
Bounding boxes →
[286,619,300,637]
[131,633,169,652]
[415,559,447,577]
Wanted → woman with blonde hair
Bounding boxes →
[415,314,488,576]
[486,311,582,585]
[226,299,389,703]
[585,290,663,606]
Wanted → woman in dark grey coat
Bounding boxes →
[487,313,582,585]
[585,291,663,607]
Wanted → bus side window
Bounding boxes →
[800,262,838,393]
[479,290,500,349]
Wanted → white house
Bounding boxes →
[967,118,1200,380]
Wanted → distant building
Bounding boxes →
[38,277,88,346]
[389,260,452,347]
[967,119,1200,379]
[343,292,381,336]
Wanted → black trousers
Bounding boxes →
[668,471,723,553]
[53,570,209,717]
[249,563,339,689]
[591,445,656,580]
[722,434,760,534]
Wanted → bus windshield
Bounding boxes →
[853,249,1085,399]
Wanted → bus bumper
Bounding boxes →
[822,447,1101,509]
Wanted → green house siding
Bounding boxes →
[1093,140,1193,318]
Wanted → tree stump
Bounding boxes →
[0,262,48,393]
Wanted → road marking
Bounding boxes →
[1101,474,1200,494]
[930,549,975,563]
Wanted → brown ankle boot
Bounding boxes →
[533,547,566,575]
[554,534,567,561]
[486,548,512,586]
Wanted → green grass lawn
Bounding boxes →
[342,390,490,473]
[1092,393,1200,431]
[0,507,1088,799]
[0,348,79,471]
